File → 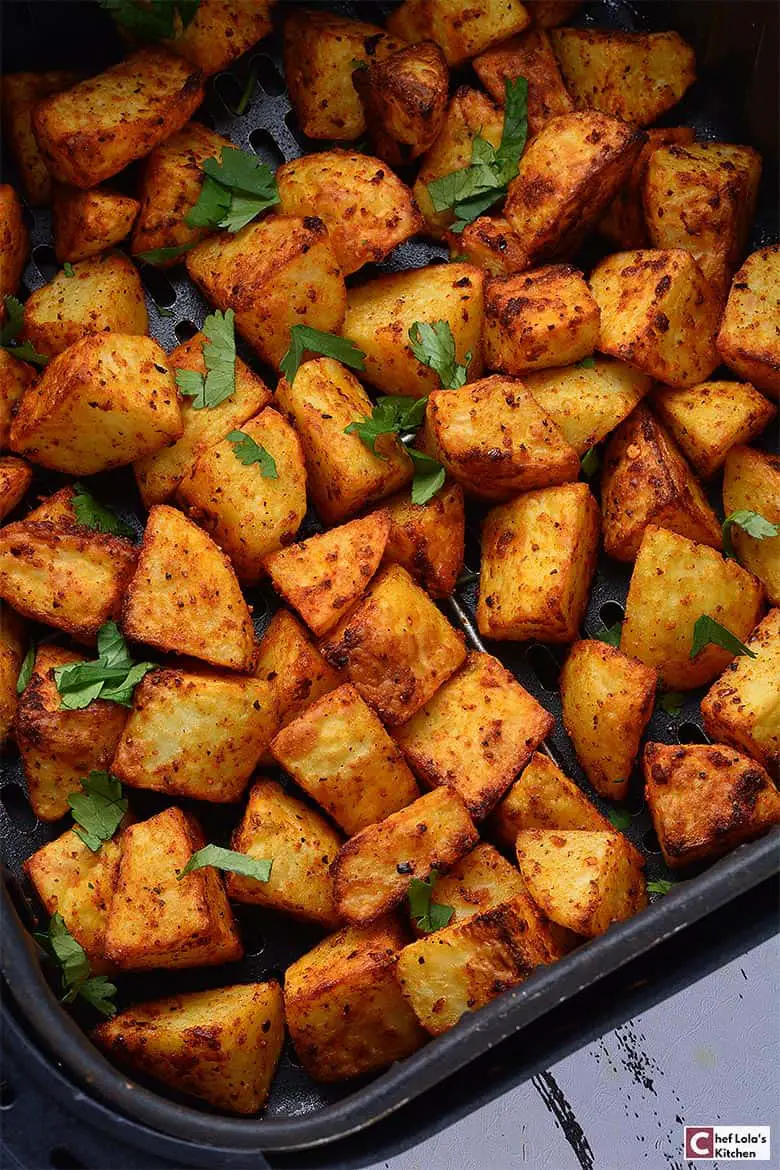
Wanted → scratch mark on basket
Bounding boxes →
[531,1071,594,1170]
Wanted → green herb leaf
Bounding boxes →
[408,869,454,934]
[78,975,121,1016]
[68,771,127,853]
[581,446,601,478]
[457,568,480,587]
[722,510,779,559]
[53,621,155,710]
[1,295,49,367]
[594,621,622,648]
[280,325,366,384]
[16,644,35,695]
[658,690,685,717]
[72,483,134,538]
[578,355,596,369]
[409,448,446,506]
[345,395,427,455]
[227,430,278,477]
[178,845,273,882]
[232,61,259,116]
[607,808,631,830]
[153,301,175,318]
[98,0,200,40]
[175,308,236,409]
[647,878,676,896]
[690,614,756,661]
[35,913,117,1017]
[63,262,75,277]
[185,147,279,233]
[136,242,196,266]
[493,75,529,181]
[408,321,471,390]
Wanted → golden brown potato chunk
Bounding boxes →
[271,683,420,835]
[163,0,274,76]
[15,645,129,821]
[227,778,342,928]
[560,640,657,801]
[589,248,721,389]
[0,185,28,311]
[0,351,35,450]
[284,917,425,1082]
[652,381,775,480]
[332,787,478,924]
[644,742,780,868]
[104,807,242,971]
[722,447,780,604]
[414,842,527,932]
[122,505,255,672]
[94,981,284,1115]
[0,455,32,521]
[1,72,81,205]
[477,482,600,642]
[621,526,765,690]
[382,480,465,598]
[473,29,573,136]
[320,563,467,725]
[488,750,614,850]
[504,112,645,264]
[254,609,343,740]
[446,215,529,277]
[53,185,140,264]
[0,605,25,744]
[387,0,531,65]
[526,0,581,26]
[32,49,204,188]
[524,358,650,455]
[357,42,449,166]
[599,127,696,250]
[717,246,780,398]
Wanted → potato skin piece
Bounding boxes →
[523,358,650,455]
[358,42,449,166]
[0,455,33,521]
[162,0,274,76]
[382,480,465,598]
[651,380,776,480]
[1,72,81,205]
[722,446,780,605]
[387,0,532,66]
[717,246,780,398]
[0,185,28,313]
[53,184,140,264]
[0,351,36,451]
[473,29,573,137]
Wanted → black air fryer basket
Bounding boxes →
[1,0,778,1162]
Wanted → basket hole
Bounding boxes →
[214,71,243,115]
[140,266,176,308]
[525,644,560,692]
[642,828,662,855]
[677,721,710,745]
[255,55,285,97]
[249,128,285,169]
[33,243,58,282]
[1,783,38,834]
[175,319,199,345]
[49,1149,86,1170]
[0,1079,15,1109]
[599,600,624,627]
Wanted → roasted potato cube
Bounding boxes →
[0,455,32,521]
[15,645,129,821]
[274,357,411,525]
[523,358,650,455]
[652,381,776,480]
[0,351,35,451]
[283,9,403,141]
[504,113,645,264]
[357,42,449,166]
[722,447,780,604]
[163,0,274,76]
[0,605,25,743]
[263,511,390,638]
[53,185,140,264]
[332,788,478,924]
[395,652,553,818]
[589,248,721,389]
[644,742,780,869]
[254,609,343,738]
[111,668,275,803]
[24,829,122,973]
[187,215,345,370]
[24,483,84,525]
[271,683,420,835]
[382,480,465,598]
[417,842,526,930]
[177,407,307,585]
[226,778,342,927]
[276,151,423,275]
[473,29,573,136]
[446,216,529,277]
[488,751,613,850]
[599,127,696,251]
[477,482,600,642]
[516,828,646,936]
[621,526,765,690]
[560,640,656,801]
[344,262,483,398]
[94,980,283,1115]
[0,185,28,311]
[717,246,780,398]
[483,266,600,374]
[601,404,722,561]
[387,0,531,65]
[122,505,255,672]
[10,334,182,475]
[320,563,467,725]
[1,72,80,205]
[550,28,695,126]
[22,253,148,359]
[526,0,581,26]
[104,807,242,970]
[32,49,204,188]
[284,917,425,1081]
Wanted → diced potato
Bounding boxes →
[274,357,411,525]
[0,605,25,743]
[131,122,234,263]
[15,645,128,821]
[177,407,307,585]
[477,482,600,642]
[53,184,140,264]
[644,742,780,868]
[416,842,527,931]
[0,455,32,521]
[526,0,581,26]
[284,917,425,1082]
[104,807,242,970]
[0,351,35,451]
[111,668,275,803]
[589,248,721,389]
[1,72,80,205]
[320,563,467,725]
[332,788,478,924]
[483,266,600,374]
[601,404,722,561]
[387,0,531,65]
[23,483,81,525]
[488,751,613,850]
[382,480,465,598]
[10,334,182,475]
[473,29,573,136]
[122,504,255,671]
[94,981,284,1115]
[283,9,403,141]
[277,151,423,275]
[254,609,343,738]
[0,185,28,311]
[32,49,205,188]
[263,511,390,638]
[395,652,553,818]
[560,640,656,801]
[187,215,346,370]
[722,446,780,604]
[22,253,148,359]
[163,0,274,76]
[24,829,122,973]
[620,525,765,690]
[652,381,775,480]
[504,113,645,264]
[717,246,780,398]
[600,127,696,250]
[357,42,449,166]
[550,28,696,127]
[516,828,646,936]
[226,778,342,928]
[344,262,484,398]
[523,358,650,455]
[446,216,529,277]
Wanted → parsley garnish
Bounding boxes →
[581,447,601,478]
[647,879,676,896]
[593,621,622,648]
[175,309,236,410]
[409,448,446,505]
[658,690,685,717]
[178,845,273,882]
[690,615,756,661]
[67,771,127,853]
[408,321,471,390]
[408,869,453,933]
[63,262,75,277]
[72,483,134,538]
[722,510,779,559]
[1,295,49,367]
[280,325,366,384]
[186,146,279,234]
[344,396,445,505]
[607,808,631,830]
[136,242,196,266]
[578,355,596,369]
[53,621,156,710]
[34,913,117,1017]
[227,430,278,477]
[153,300,175,318]
[98,0,200,40]
[231,62,259,116]
[16,644,35,695]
